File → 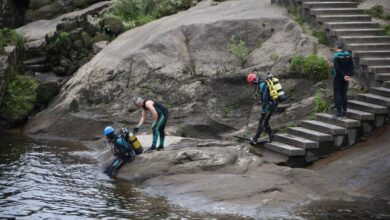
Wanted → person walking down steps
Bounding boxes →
[332,41,354,117]
[132,97,169,152]
[246,71,286,145]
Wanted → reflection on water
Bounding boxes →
[0,131,249,219]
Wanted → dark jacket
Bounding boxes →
[332,50,354,79]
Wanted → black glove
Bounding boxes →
[132,127,139,133]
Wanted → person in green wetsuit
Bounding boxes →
[132,97,169,152]
[332,41,354,117]
[246,72,277,144]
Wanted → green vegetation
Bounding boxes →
[383,24,390,36]
[312,30,328,45]
[366,5,390,20]
[274,121,298,133]
[227,35,252,66]
[0,70,38,121]
[0,28,23,53]
[289,54,329,81]
[111,0,192,27]
[270,53,278,62]
[313,90,329,113]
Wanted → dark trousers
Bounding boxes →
[333,76,349,113]
[104,155,133,177]
[253,102,277,141]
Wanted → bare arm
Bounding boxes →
[145,100,158,121]
[136,109,146,128]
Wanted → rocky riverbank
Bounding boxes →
[79,125,389,218]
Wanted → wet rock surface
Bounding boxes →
[80,125,390,218]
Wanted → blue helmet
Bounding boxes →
[103,126,115,136]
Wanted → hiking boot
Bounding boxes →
[268,135,274,143]
[249,137,257,145]
[335,111,343,118]
[156,145,164,151]
[342,110,347,117]
[146,145,156,152]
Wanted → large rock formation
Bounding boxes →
[24,0,331,140]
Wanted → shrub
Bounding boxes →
[289,54,329,81]
[383,24,390,36]
[289,55,305,74]
[227,35,251,66]
[111,0,192,25]
[312,30,328,45]
[313,90,329,113]
[302,54,329,81]
[366,5,384,18]
[0,28,23,53]
[0,71,38,121]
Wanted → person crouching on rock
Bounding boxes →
[103,126,136,177]
[132,97,169,152]
[246,72,278,144]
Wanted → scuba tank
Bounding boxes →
[121,128,144,155]
[266,72,287,102]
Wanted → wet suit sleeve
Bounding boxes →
[333,53,342,77]
[259,82,270,113]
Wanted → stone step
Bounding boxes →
[264,141,306,156]
[346,108,375,121]
[353,50,390,58]
[324,22,379,30]
[384,81,390,88]
[298,0,357,2]
[315,113,360,128]
[367,65,390,74]
[375,73,390,81]
[347,43,390,51]
[303,2,358,9]
[357,93,390,107]
[288,127,334,142]
[370,87,390,98]
[23,56,48,65]
[340,36,390,44]
[274,133,319,149]
[332,28,383,36]
[311,8,365,15]
[318,15,371,23]
[301,120,347,135]
[361,58,390,66]
[348,100,388,114]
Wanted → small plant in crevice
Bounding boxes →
[227,35,252,67]
[0,28,24,53]
[313,90,329,113]
[312,30,329,45]
[270,53,278,62]
[366,5,390,20]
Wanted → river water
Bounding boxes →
[1,131,389,220]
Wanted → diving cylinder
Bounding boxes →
[272,77,287,101]
[128,132,143,155]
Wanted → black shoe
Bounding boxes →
[335,112,343,118]
[146,146,156,152]
[268,135,274,143]
[249,138,257,145]
[342,110,347,117]
[156,145,164,151]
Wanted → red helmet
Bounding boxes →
[246,72,257,85]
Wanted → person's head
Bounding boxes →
[103,126,116,141]
[335,41,345,51]
[246,72,258,85]
[132,97,144,108]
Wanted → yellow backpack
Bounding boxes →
[265,74,287,102]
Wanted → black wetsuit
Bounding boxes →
[142,100,169,147]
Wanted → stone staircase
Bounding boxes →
[254,0,390,167]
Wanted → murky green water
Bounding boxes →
[0,131,249,219]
